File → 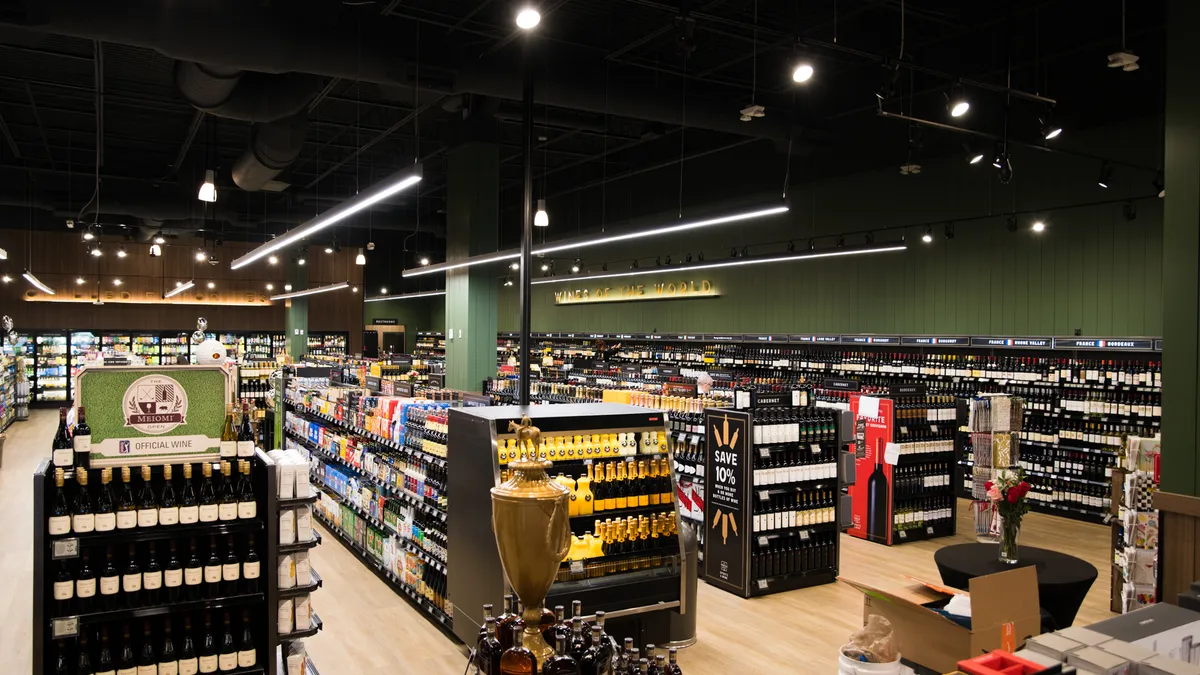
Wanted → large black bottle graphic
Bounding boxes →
[866,437,890,543]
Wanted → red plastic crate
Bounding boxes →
[957,650,1050,675]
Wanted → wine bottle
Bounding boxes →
[122,543,142,608]
[52,407,73,468]
[478,616,503,675]
[159,464,179,526]
[143,542,162,606]
[219,404,237,459]
[544,633,580,675]
[217,462,237,522]
[236,460,256,519]
[499,623,537,675]
[100,547,120,610]
[77,634,94,675]
[96,627,116,675]
[117,467,138,530]
[204,537,222,599]
[164,541,183,603]
[218,612,237,672]
[242,534,260,593]
[184,539,204,601]
[76,551,97,613]
[117,625,136,675]
[198,463,218,523]
[73,406,92,470]
[237,609,256,668]
[237,403,255,458]
[159,618,179,675]
[95,468,116,532]
[137,621,156,675]
[222,536,241,596]
[137,466,158,528]
[178,617,198,675]
[198,614,218,674]
[865,437,891,544]
[49,468,71,535]
[178,464,199,525]
[53,561,73,614]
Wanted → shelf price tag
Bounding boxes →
[758,490,769,501]
[758,448,771,459]
[810,443,821,455]
[926,526,934,535]
[756,579,769,590]
[569,561,585,575]
[799,530,810,541]
[51,537,79,560]
[757,536,769,547]
[51,616,79,639]
[898,530,908,539]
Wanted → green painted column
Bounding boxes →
[445,138,500,393]
[285,260,309,361]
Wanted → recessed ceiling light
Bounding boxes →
[284,284,293,291]
[1032,221,1046,233]
[516,7,541,29]
[792,63,814,83]
[112,278,122,286]
[266,283,274,291]
[76,277,85,285]
[268,255,278,265]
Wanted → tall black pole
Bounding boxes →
[518,36,535,406]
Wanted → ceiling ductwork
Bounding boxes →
[2,0,809,143]
[174,61,317,192]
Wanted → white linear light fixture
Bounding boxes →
[269,280,351,301]
[403,204,790,278]
[231,165,423,270]
[22,269,55,295]
[531,243,908,286]
[364,289,448,303]
[164,280,195,298]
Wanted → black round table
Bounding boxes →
[934,543,1098,630]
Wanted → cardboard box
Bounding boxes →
[1100,639,1159,674]
[1141,655,1200,675]
[1068,646,1133,675]
[1025,632,1085,660]
[1013,648,1064,669]
[1063,627,1121,647]
[840,566,1042,674]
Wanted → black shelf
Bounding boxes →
[278,568,323,599]
[573,502,675,522]
[48,519,264,547]
[278,493,321,509]
[750,567,836,596]
[279,610,322,640]
[278,530,322,554]
[891,521,957,544]
[50,592,264,627]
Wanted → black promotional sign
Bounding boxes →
[889,383,928,397]
[427,373,445,389]
[461,392,492,407]
[103,356,131,366]
[823,378,861,392]
[394,381,415,397]
[663,382,697,397]
[389,354,414,368]
[364,375,382,392]
[969,336,1052,349]
[1053,337,1156,351]
[620,364,640,375]
[372,318,398,325]
[703,408,751,596]
[658,366,680,378]
[708,368,734,381]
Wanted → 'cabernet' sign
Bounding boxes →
[553,279,718,305]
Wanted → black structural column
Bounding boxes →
[518,35,535,405]
[1158,0,1200,604]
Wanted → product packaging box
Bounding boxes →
[1025,632,1085,661]
[840,566,1042,674]
[1099,640,1158,674]
[1067,646,1132,675]
[1140,655,1200,675]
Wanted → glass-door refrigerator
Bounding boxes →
[101,332,132,354]
[271,333,288,358]
[219,332,243,361]
[70,331,100,379]
[132,333,160,365]
[35,333,69,403]
[161,332,189,364]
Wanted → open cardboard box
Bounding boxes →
[840,566,1042,674]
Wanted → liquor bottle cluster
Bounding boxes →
[892,462,952,499]
[543,459,673,517]
[751,443,839,485]
[52,534,261,615]
[751,490,836,533]
[894,496,955,532]
[560,513,679,580]
[52,612,257,675]
[48,459,257,536]
[1017,445,1116,482]
[752,531,836,580]
[238,376,271,398]
[750,408,837,446]
[497,431,667,465]
[893,395,957,422]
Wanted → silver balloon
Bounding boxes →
[2,315,12,332]
[196,317,208,331]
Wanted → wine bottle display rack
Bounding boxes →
[33,451,293,675]
[496,332,1160,526]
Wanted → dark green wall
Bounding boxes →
[363,298,437,353]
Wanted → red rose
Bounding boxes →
[984,481,994,491]
[1007,489,1019,504]
[1018,481,1031,496]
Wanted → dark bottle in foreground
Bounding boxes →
[665,648,683,675]
[477,603,495,644]
[76,634,93,675]
[49,468,71,535]
[118,625,137,674]
[578,626,606,675]
[52,407,72,468]
[178,617,198,675]
[159,618,178,675]
[499,624,537,675]
[475,616,503,675]
[238,609,257,668]
[544,633,581,675]
[73,406,92,469]
[496,594,523,651]
[138,621,157,674]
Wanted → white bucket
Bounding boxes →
[838,652,903,675]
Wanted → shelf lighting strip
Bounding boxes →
[231,165,423,270]
[402,204,790,278]
[364,290,447,303]
[530,242,909,285]
[270,281,351,300]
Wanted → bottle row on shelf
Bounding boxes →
[892,462,954,499]
[751,489,837,533]
[497,431,667,464]
[749,408,837,446]
[560,513,679,581]
[53,612,258,675]
[751,531,836,581]
[541,459,674,517]
[751,443,839,486]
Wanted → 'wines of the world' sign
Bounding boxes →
[553,279,718,305]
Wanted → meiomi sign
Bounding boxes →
[553,279,718,305]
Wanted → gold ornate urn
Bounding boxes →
[491,414,572,668]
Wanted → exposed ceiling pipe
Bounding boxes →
[2,0,812,143]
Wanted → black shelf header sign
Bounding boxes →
[1053,337,1156,351]
[823,378,861,392]
[703,409,752,596]
[889,383,928,397]
[969,337,1052,349]
[900,336,970,346]
[372,318,399,325]
[841,335,900,345]
[364,375,382,392]
[394,381,415,397]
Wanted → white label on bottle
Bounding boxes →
[159,507,179,526]
[143,570,162,590]
[198,655,218,673]
[95,512,116,531]
[72,513,95,533]
[218,653,237,671]
[53,448,73,467]
[74,434,92,455]
[159,662,178,675]
[53,580,73,600]
[118,668,137,675]
[165,569,183,587]
[48,515,71,535]
[178,658,198,675]
[237,501,256,519]
[243,561,260,580]
[219,441,237,458]
[117,510,138,529]
[100,576,119,595]
[178,505,199,525]
[198,504,219,522]
[184,568,203,585]
[237,650,255,668]
[237,440,254,458]
[137,665,156,675]
[138,509,159,528]
[218,503,237,521]
[76,577,96,598]
[204,565,221,584]
[223,563,240,582]
[122,573,141,593]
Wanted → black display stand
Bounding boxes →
[701,399,854,597]
[33,451,281,675]
[447,403,690,648]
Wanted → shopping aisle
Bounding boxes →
[2,410,1115,674]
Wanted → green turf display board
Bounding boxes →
[75,365,234,467]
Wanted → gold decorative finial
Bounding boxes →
[507,414,542,460]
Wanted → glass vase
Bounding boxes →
[998,515,1021,564]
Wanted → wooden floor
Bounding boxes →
[3,410,1117,674]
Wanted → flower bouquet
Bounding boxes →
[986,470,1032,564]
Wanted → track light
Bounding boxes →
[164,280,194,298]
[1,275,10,283]
[1040,110,1063,140]
[698,252,705,261]
[1032,220,1046,233]
[364,290,447,303]
[571,259,581,273]
[82,230,95,241]
[504,278,514,287]
[540,262,550,271]
[963,142,984,165]
[656,256,662,266]
[266,283,274,291]
[665,255,672,265]
[1153,171,1165,198]
[991,143,1003,169]
[997,153,1013,184]
[534,199,549,227]
[791,62,814,84]
[922,226,933,244]
[1098,161,1113,189]
[515,7,541,29]
[355,248,366,265]
[836,236,845,248]
[352,286,358,293]
[630,260,639,270]
[601,263,608,271]
[510,262,520,270]
[297,253,306,266]
[116,246,127,258]
[864,233,874,245]
[419,256,430,266]
[380,287,387,295]
[149,244,162,257]
[284,284,293,292]
[195,250,207,262]
[22,270,54,295]
[1006,216,1019,233]
[90,244,103,258]
[324,244,334,254]
[153,232,166,245]
[945,83,969,118]
[198,169,217,203]
[687,253,694,261]
[807,240,814,251]
[729,247,737,258]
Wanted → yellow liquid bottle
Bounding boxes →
[590,434,602,458]
[576,464,594,516]
[557,473,579,517]
[592,464,605,514]
[658,431,667,454]
[590,522,606,557]
[568,534,589,561]
[573,435,584,458]
[637,461,650,507]
[647,460,661,506]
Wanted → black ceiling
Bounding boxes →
[0,0,1167,261]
